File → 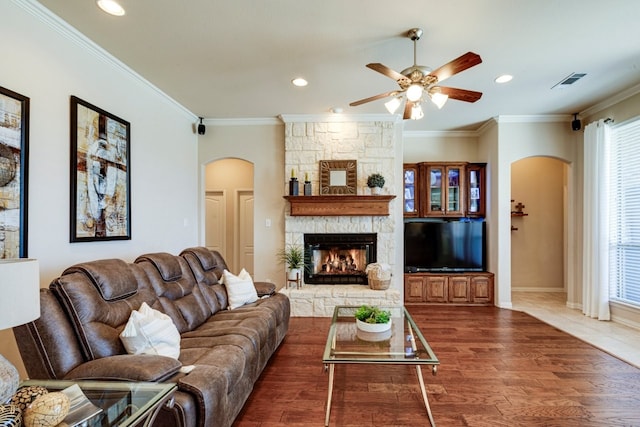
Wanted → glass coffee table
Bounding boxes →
[322,306,439,426]
[20,379,176,427]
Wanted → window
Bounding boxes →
[608,117,640,307]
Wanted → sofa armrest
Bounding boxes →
[63,354,182,382]
[254,281,276,297]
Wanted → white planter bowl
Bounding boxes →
[356,318,392,333]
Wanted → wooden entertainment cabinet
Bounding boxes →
[404,272,494,305]
[403,162,493,306]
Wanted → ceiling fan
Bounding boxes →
[350,28,483,120]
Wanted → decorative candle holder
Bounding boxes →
[289,178,299,196]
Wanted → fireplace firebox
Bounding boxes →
[304,233,376,285]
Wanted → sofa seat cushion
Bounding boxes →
[200,315,273,352]
[247,293,291,328]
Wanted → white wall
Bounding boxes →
[491,118,577,307]
[403,133,479,163]
[1,1,198,376]
[511,157,565,290]
[198,123,285,285]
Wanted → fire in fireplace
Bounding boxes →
[304,233,376,285]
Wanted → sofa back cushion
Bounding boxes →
[51,259,159,361]
[13,289,86,379]
[135,252,210,333]
[180,247,231,313]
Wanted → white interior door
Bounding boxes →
[235,190,254,275]
[205,190,226,255]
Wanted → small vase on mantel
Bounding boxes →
[370,186,382,195]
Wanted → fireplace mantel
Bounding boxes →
[284,195,396,216]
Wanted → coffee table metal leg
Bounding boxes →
[415,365,435,427]
[325,363,335,426]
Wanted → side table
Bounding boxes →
[20,379,176,427]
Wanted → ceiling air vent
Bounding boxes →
[552,72,587,89]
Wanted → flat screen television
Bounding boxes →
[404,219,486,272]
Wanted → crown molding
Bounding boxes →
[494,114,572,123]
[580,82,640,118]
[279,113,401,124]
[403,130,480,138]
[205,117,282,126]
[14,0,196,120]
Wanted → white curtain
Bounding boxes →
[582,120,611,320]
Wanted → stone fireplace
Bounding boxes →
[278,116,403,316]
[304,233,376,285]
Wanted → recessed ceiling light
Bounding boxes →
[331,107,343,114]
[96,0,125,16]
[495,74,513,83]
[291,78,308,87]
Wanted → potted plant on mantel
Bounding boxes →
[367,173,385,195]
[277,244,305,280]
[354,305,392,333]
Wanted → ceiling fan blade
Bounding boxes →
[429,52,482,83]
[438,87,483,103]
[366,63,411,85]
[403,100,412,120]
[349,91,398,107]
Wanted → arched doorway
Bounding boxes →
[511,156,570,301]
[204,158,254,275]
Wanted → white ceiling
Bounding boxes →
[37,0,640,132]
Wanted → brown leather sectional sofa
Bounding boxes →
[13,247,290,427]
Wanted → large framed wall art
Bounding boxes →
[0,86,30,258]
[70,96,131,242]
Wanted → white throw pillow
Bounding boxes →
[223,268,259,310]
[120,302,181,359]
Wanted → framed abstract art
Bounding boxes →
[70,96,131,242]
[0,85,30,258]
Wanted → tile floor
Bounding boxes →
[511,291,640,368]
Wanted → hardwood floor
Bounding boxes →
[234,306,640,426]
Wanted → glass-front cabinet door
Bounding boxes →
[403,164,419,217]
[467,163,486,217]
[424,163,465,217]
[426,165,444,215]
[446,166,461,213]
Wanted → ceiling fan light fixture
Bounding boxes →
[430,92,449,109]
[96,0,125,16]
[406,84,423,102]
[410,102,424,120]
[384,97,402,114]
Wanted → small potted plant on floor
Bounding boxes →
[277,244,305,280]
[354,305,392,332]
[367,173,385,195]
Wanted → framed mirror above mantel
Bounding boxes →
[284,195,395,216]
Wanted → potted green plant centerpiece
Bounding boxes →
[277,244,305,280]
[354,305,392,333]
[367,173,385,195]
